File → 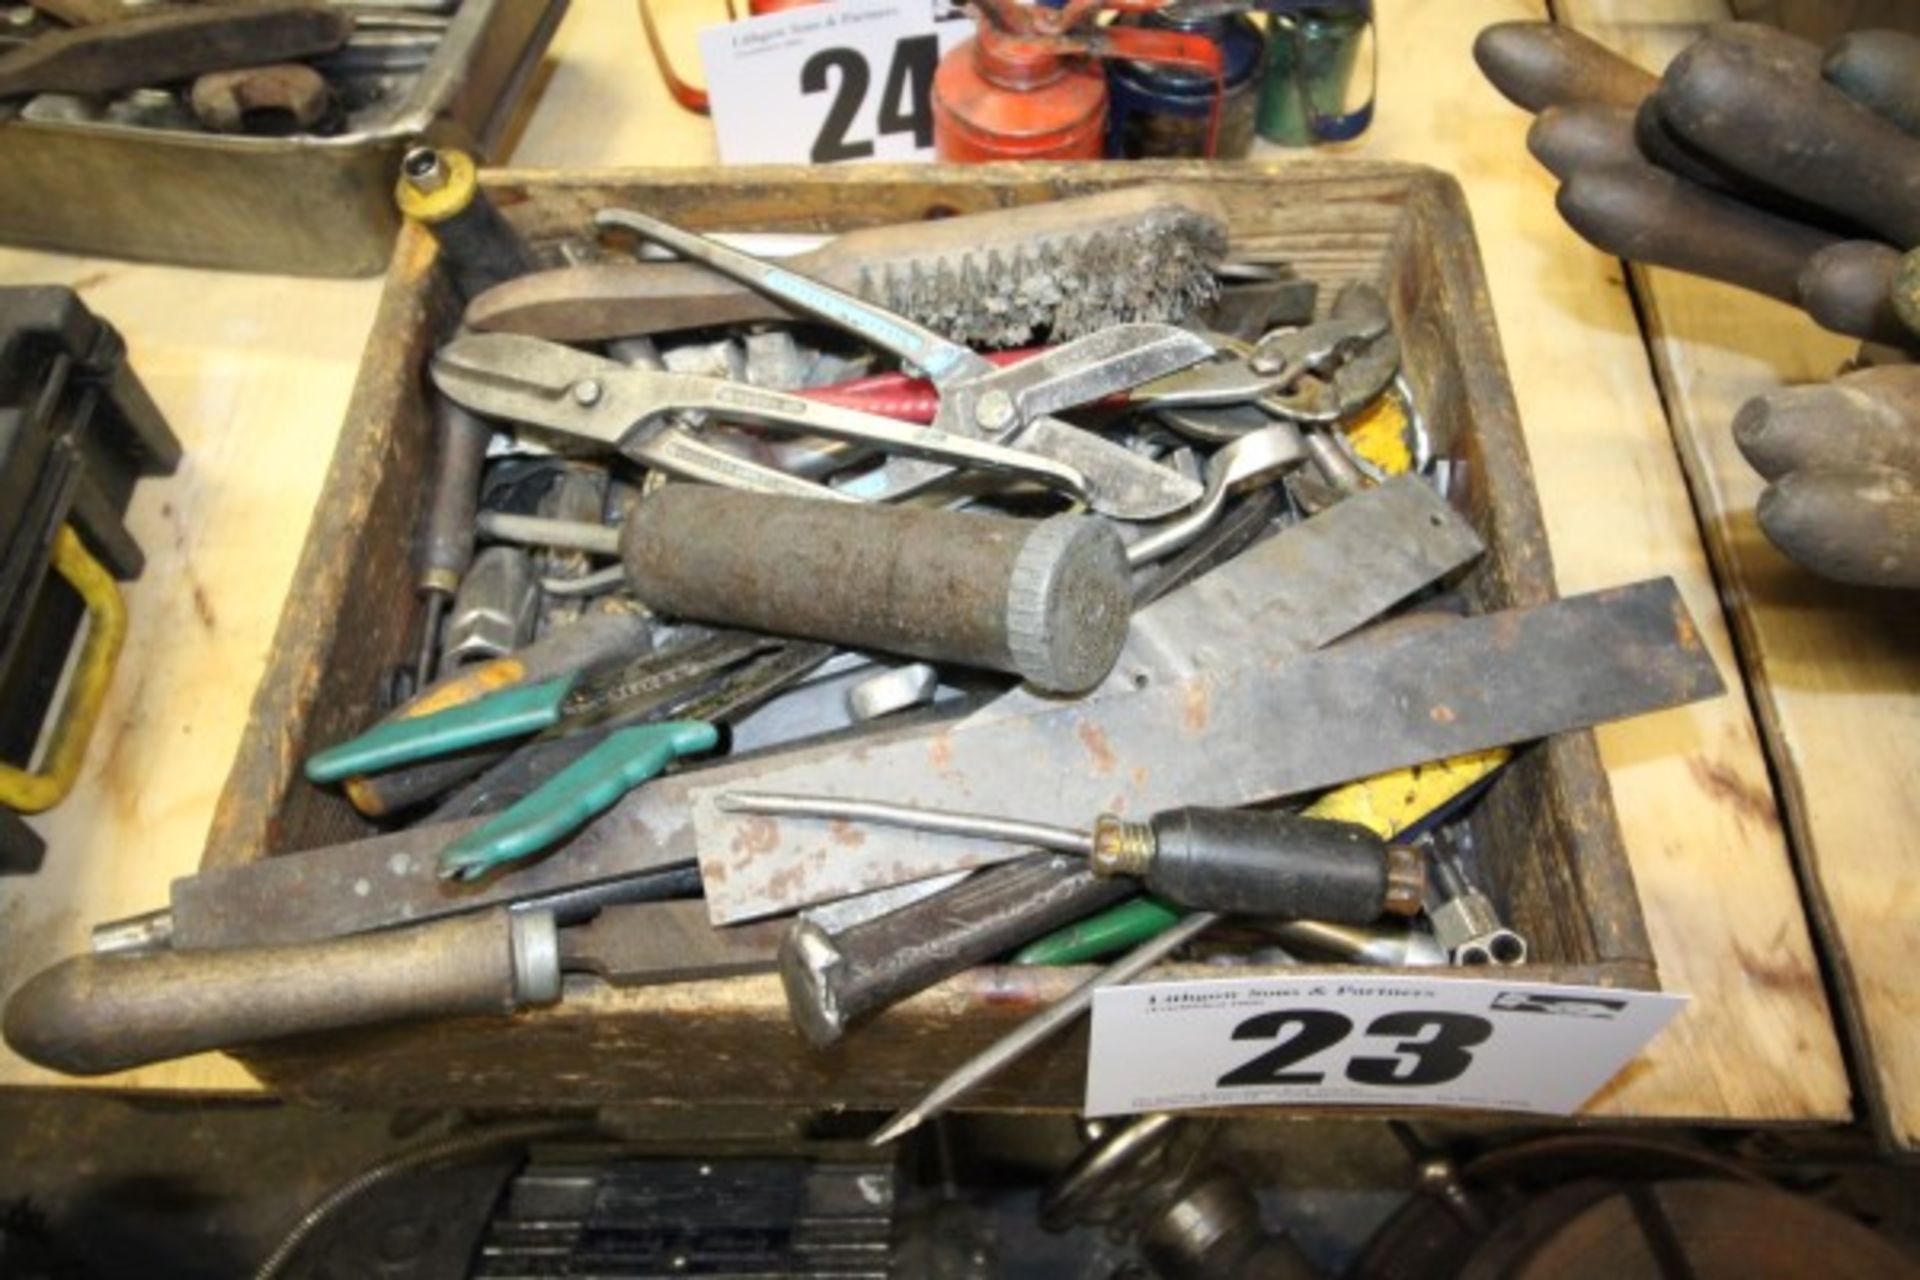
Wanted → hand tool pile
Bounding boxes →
[1476,20,1920,589]
[0,0,463,136]
[3,176,1725,1144]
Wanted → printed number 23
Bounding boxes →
[1216,1010,1494,1088]
[803,36,940,163]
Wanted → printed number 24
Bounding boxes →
[1216,1010,1494,1088]
[803,36,940,163]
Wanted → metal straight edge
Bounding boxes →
[688,576,1722,922]
[975,475,1482,726]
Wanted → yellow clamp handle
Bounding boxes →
[0,526,128,813]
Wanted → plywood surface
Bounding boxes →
[1364,0,1844,1124]
[1560,0,1920,1148]
[0,0,1849,1123]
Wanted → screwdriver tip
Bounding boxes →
[867,1108,924,1147]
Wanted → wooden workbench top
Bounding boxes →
[1560,0,1920,1151]
[0,0,1851,1127]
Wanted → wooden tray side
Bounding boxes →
[201,236,450,870]
[243,958,1638,1109]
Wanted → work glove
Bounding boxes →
[1474,20,1920,589]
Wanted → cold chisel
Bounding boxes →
[1823,29,1920,137]
[1472,22,1658,113]
[1733,366,1920,480]
[778,851,1137,1048]
[1556,158,1840,306]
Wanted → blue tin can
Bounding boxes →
[1257,0,1376,146]
[1106,10,1264,160]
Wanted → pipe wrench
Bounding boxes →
[594,208,1213,518]
[1135,316,1395,418]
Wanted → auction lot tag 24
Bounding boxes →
[1086,975,1686,1118]
[700,0,971,166]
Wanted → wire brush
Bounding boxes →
[464,185,1230,349]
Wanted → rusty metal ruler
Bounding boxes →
[167,479,1480,949]
[688,577,1723,921]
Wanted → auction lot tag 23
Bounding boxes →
[700,0,972,166]
[1086,974,1686,1117]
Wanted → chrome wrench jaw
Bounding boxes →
[1132,316,1396,418]
[1125,424,1306,567]
[595,207,992,390]
[632,373,1093,499]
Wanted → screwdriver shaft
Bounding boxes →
[717,791,1092,856]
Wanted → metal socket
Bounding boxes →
[1428,889,1528,967]
[442,544,538,667]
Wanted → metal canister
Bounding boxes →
[933,33,1111,162]
[1257,0,1376,147]
[1107,11,1264,160]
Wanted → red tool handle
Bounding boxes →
[800,349,1045,422]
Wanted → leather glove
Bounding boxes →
[1476,20,1920,589]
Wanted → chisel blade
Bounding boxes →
[688,578,1722,922]
[561,901,782,986]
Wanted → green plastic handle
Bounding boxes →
[305,677,572,784]
[1010,896,1187,966]
[437,719,719,882]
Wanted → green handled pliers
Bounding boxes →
[436,718,717,882]
[306,634,783,881]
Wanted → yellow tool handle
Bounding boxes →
[0,526,127,813]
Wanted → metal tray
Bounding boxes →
[0,0,568,276]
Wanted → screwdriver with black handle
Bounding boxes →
[718,792,1427,923]
[770,750,1503,1049]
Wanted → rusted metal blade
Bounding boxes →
[687,578,1722,922]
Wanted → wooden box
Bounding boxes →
[205,162,1656,1108]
